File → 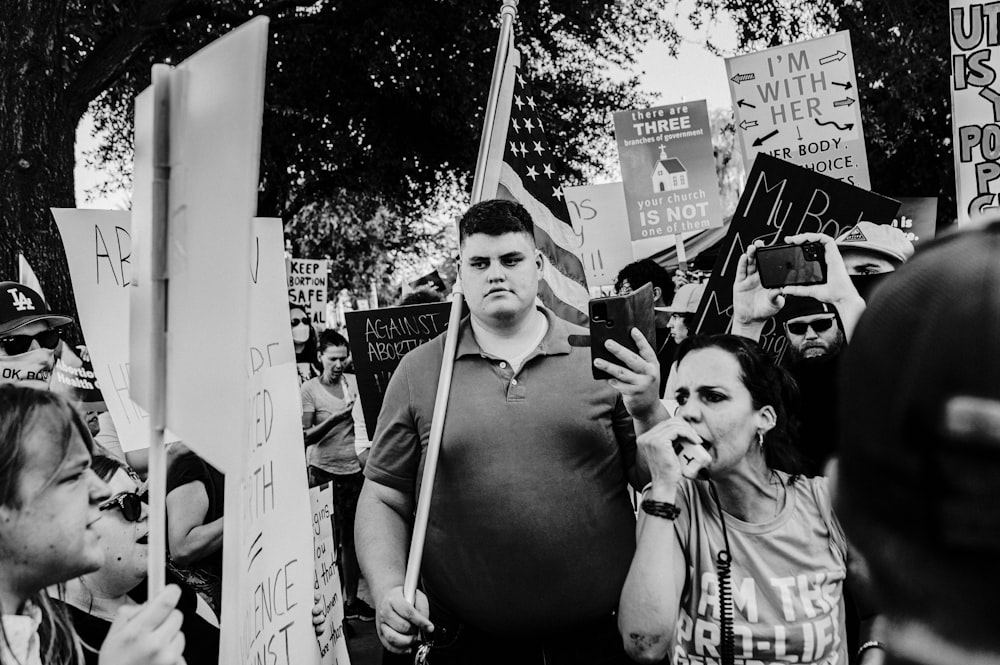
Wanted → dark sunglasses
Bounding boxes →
[99,491,147,522]
[0,328,59,355]
[290,317,310,327]
[786,319,835,335]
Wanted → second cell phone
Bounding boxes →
[589,283,656,380]
[755,242,827,289]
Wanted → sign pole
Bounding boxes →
[402,0,519,606]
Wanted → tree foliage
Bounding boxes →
[690,0,953,228]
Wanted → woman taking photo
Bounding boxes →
[0,384,185,665]
[599,334,882,665]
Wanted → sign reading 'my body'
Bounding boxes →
[345,302,451,439]
[727,31,870,189]
[694,154,899,362]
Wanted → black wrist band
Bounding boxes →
[641,499,681,520]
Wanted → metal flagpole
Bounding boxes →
[402,0,519,606]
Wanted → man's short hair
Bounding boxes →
[614,259,674,305]
[459,199,535,245]
[837,219,1000,652]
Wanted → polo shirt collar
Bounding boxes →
[456,306,572,358]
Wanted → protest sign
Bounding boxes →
[49,344,105,410]
[950,1,1000,224]
[251,219,297,377]
[694,154,899,362]
[564,183,633,286]
[221,364,321,665]
[54,209,181,452]
[309,484,351,665]
[345,302,451,439]
[890,197,937,247]
[727,31,871,189]
[613,101,726,244]
[288,258,329,329]
[156,17,268,473]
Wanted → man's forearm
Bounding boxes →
[355,484,414,604]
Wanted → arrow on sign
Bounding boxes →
[731,72,755,84]
[820,50,847,65]
[752,130,780,147]
[739,119,759,130]
[833,97,856,108]
[737,98,756,109]
[815,119,855,131]
[831,80,853,90]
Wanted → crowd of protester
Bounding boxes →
[1,198,996,665]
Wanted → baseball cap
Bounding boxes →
[835,221,915,265]
[775,295,836,324]
[0,281,73,336]
[656,282,705,315]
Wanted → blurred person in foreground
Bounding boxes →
[835,219,1000,665]
[0,384,185,665]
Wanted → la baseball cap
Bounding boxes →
[656,282,706,315]
[835,221,915,265]
[0,281,73,336]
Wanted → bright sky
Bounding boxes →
[73,5,739,207]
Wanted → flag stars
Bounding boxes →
[514,95,524,110]
[542,163,554,177]
[517,73,525,87]
[525,165,539,180]
[532,141,544,156]
[519,142,527,156]
[523,117,535,132]
[526,96,536,111]
[511,118,520,133]
[509,141,519,155]
[552,186,563,201]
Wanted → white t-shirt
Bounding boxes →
[1,601,43,665]
[669,474,849,665]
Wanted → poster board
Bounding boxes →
[288,258,329,329]
[344,302,451,438]
[727,31,871,189]
[694,155,899,362]
[221,364,322,665]
[161,17,269,473]
[309,484,351,664]
[950,1,1000,224]
[613,100,725,245]
[563,183,634,287]
[890,197,938,247]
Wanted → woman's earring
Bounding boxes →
[757,430,765,450]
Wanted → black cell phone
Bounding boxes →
[589,283,656,380]
[755,242,827,289]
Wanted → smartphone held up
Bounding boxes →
[755,242,827,289]
[589,283,656,380]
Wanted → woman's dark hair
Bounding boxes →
[676,334,804,475]
[317,329,349,355]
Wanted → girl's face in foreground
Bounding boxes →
[0,417,110,597]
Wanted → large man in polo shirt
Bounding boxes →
[356,199,641,664]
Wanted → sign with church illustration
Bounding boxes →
[613,100,725,241]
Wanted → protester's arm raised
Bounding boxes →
[732,242,784,341]
[780,233,866,341]
[355,479,433,654]
[618,419,692,663]
[165,481,222,566]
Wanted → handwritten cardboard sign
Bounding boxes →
[287,258,329,329]
[727,31,871,189]
[613,100,725,241]
[309,484,350,664]
[563,183,634,286]
[694,154,899,362]
[950,1,1000,224]
[344,302,451,438]
[221,364,321,665]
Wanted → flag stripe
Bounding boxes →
[537,279,588,327]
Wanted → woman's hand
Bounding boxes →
[639,417,703,494]
[99,585,186,665]
[595,328,666,426]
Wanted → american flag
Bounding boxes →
[481,35,590,326]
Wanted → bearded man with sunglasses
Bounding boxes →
[0,281,72,387]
